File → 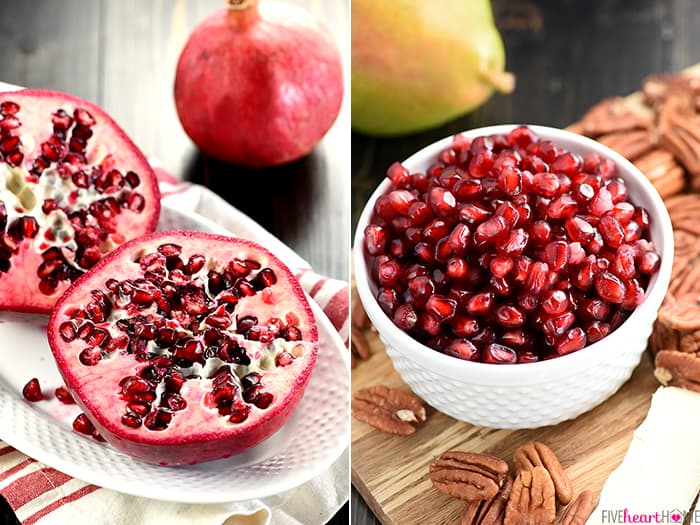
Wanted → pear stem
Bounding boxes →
[480,68,516,94]
[228,0,257,10]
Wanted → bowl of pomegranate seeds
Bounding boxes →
[353,125,673,428]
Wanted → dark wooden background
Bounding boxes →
[351,0,700,523]
[0,0,349,523]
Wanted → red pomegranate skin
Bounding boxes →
[48,231,318,466]
[174,1,344,167]
[0,89,160,313]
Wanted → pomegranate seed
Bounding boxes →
[428,187,456,217]
[423,219,449,243]
[556,327,587,355]
[376,287,399,315]
[459,203,491,223]
[393,303,418,330]
[425,294,457,321]
[542,312,575,337]
[542,290,569,315]
[79,347,102,366]
[55,386,75,404]
[128,192,146,212]
[0,101,20,115]
[59,321,77,342]
[507,126,537,147]
[497,165,522,195]
[474,216,508,247]
[529,220,552,246]
[547,195,577,219]
[387,162,411,187]
[598,215,624,248]
[531,172,560,197]
[580,298,610,321]
[595,272,626,303]
[74,108,95,127]
[466,291,493,316]
[639,251,660,274]
[544,241,569,271]
[495,305,525,328]
[482,343,517,364]
[450,316,480,337]
[22,378,43,401]
[501,229,529,256]
[586,321,611,343]
[73,414,96,435]
[622,278,645,311]
[444,339,478,361]
[122,413,142,428]
[526,261,549,295]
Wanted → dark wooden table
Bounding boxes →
[351,0,700,523]
[0,0,349,523]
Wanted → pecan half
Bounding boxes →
[504,467,556,525]
[667,194,700,236]
[658,293,700,331]
[634,149,685,198]
[597,129,654,161]
[352,385,426,436]
[655,350,700,392]
[649,319,680,357]
[513,441,573,505]
[680,330,700,353]
[671,231,700,282]
[669,264,700,298]
[570,97,652,138]
[429,451,509,501]
[643,73,700,109]
[351,326,372,360]
[658,96,700,183]
[461,476,514,525]
[559,491,596,525]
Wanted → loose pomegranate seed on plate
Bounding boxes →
[363,127,661,363]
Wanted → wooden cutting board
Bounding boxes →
[351,329,659,524]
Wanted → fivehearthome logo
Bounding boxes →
[601,509,691,523]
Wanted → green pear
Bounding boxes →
[352,0,514,136]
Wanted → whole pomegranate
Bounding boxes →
[48,231,318,466]
[0,89,160,313]
[174,0,344,167]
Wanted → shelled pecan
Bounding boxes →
[569,97,652,137]
[643,72,700,109]
[461,476,513,525]
[558,491,596,525]
[654,350,700,392]
[649,320,680,357]
[504,467,556,525]
[351,326,372,361]
[633,149,685,198]
[597,129,654,161]
[658,293,700,331]
[429,451,510,501]
[657,96,700,187]
[513,441,573,505]
[352,385,426,435]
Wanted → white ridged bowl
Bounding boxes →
[353,125,673,429]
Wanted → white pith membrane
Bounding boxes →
[0,93,157,311]
[51,234,317,444]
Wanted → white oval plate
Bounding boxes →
[0,203,349,503]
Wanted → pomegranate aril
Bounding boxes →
[22,378,44,402]
[501,229,529,255]
[542,311,575,337]
[547,195,577,219]
[447,223,470,255]
[387,162,411,187]
[529,220,552,246]
[598,215,624,248]
[79,347,102,366]
[526,261,549,295]
[639,251,660,274]
[425,294,457,321]
[144,410,172,431]
[73,414,96,436]
[474,216,508,246]
[482,343,517,364]
[622,278,645,311]
[542,290,569,315]
[556,327,587,355]
[495,305,525,328]
[466,291,494,316]
[585,321,611,343]
[544,241,569,271]
[531,172,560,197]
[459,203,491,223]
[54,386,75,404]
[444,339,478,361]
[122,413,142,428]
[376,287,399,315]
[393,303,418,330]
[580,298,610,321]
[595,272,626,303]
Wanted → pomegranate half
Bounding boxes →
[48,231,318,466]
[0,89,160,313]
